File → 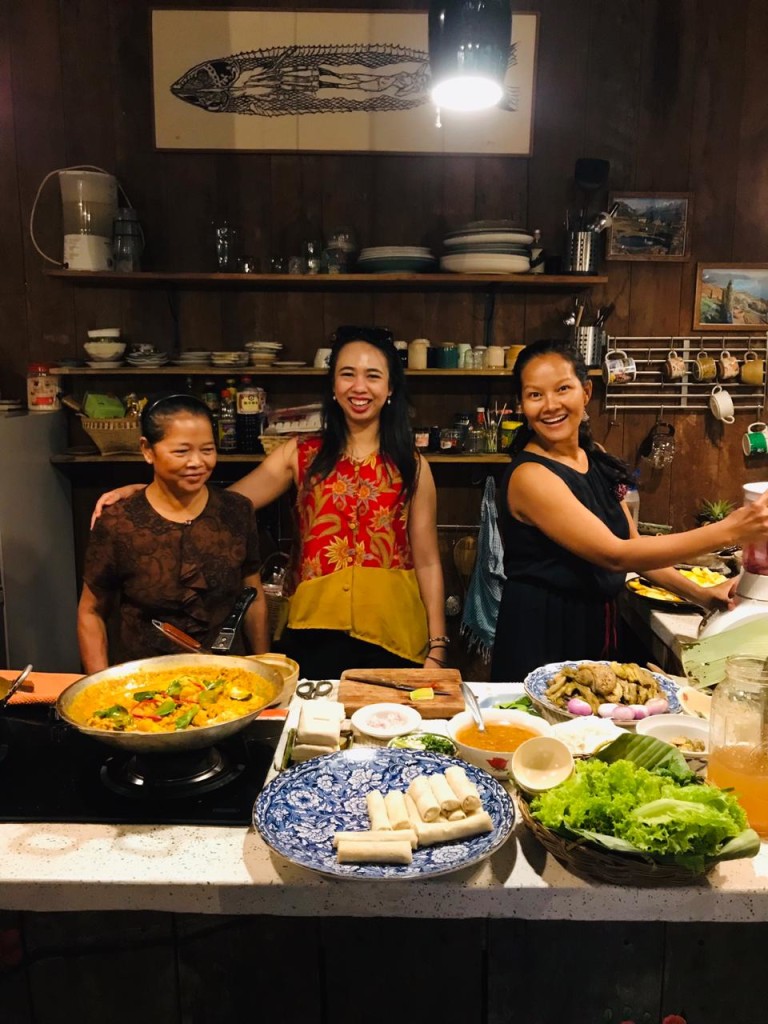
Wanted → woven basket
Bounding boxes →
[259,433,295,455]
[517,794,711,886]
[81,417,142,455]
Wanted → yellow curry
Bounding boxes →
[69,666,275,734]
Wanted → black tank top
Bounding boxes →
[499,450,629,599]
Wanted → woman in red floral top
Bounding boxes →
[92,336,446,679]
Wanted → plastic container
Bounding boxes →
[624,485,640,528]
[27,363,60,413]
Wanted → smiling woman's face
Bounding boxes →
[333,341,392,427]
[142,413,217,494]
[519,353,591,444]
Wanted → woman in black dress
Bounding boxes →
[491,340,768,681]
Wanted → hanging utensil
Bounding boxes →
[0,664,33,710]
[461,682,486,733]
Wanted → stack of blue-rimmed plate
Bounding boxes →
[357,246,436,273]
[441,220,534,274]
[125,350,169,367]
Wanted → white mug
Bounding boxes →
[709,385,735,424]
[313,347,332,369]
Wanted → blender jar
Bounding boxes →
[708,655,768,836]
[741,482,768,576]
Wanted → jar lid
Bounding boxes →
[28,362,51,372]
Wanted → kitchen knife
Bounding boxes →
[210,586,258,652]
[343,675,452,696]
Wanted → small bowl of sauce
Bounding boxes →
[447,708,551,778]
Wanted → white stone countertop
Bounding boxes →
[0,679,766,921]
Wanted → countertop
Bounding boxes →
[0,678,766,921]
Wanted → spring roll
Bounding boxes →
[428,773,461,814]
[333,829,417,850]
[445,765,482,813]
[366,789,392,831]
[413,811,494,847]
[336,839,412,865]
[407,775,441,822]
[384,790,411,830]
[404,793,424,836]
[447,808,467,821]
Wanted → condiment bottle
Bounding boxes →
[218,388,237,452]
[27,363,61,413]
[236,376,266,454]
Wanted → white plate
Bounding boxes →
[444,231,534,246]
[85,360,124,368]
[272,361,308,368]
[350,702,422,740]
[440,254,531,274]
[359,247,432,256]
[254,748,515,880]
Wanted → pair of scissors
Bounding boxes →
[296,679,334,700]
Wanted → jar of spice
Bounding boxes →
[413,426,431,451]
[27,363,60,412]
[439,427,464,452]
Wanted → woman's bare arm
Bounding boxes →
[509,462,768,573]
[77,583,116,674]
[408,457,447,666]
[242,573,270,654]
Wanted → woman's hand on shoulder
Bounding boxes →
[90,484,146,528]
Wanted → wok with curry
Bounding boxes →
[57,654,282,752]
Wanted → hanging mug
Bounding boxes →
[742,422,768,456]
[741,351,765,386]
[718,349,740,381]
[693,350,717,382]
[602,349,636,385]
[664,349,686,381]
[709,385,735,424]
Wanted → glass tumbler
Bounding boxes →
[708,655,768,836]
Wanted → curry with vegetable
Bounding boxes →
[69,666,275,733]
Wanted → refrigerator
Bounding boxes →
[0,412,80,671]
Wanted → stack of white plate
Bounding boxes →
[357,246,436,273]
[125,350,169,367]
[442,220,534,274]
[210,351,249,368]
[172,350,211,366]
[245,341,283,367]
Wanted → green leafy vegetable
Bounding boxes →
[530,757,758,872]
[174,704,200,730]
[155,698,177,717]
[92,704,132,729]
[494,695,541,717]
[132,690,161,702]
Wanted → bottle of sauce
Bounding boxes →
[236,376,266,454]
[200,378,220,437]
[217,387,237,452]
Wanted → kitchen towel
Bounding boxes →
[2,671,83,705]
[460,476,506,662]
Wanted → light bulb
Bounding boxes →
[431,76,503,112]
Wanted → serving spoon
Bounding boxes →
[0,664,33,710]
[461,681,486,733]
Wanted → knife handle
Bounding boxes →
[151,619,202,652]
[219,587,258,631]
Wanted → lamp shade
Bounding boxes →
[428,0,512,112]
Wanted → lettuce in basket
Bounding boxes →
[530,734,760,872]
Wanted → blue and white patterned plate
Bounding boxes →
[524,660,682,724]
[253,748,514,880]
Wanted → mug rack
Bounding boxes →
[603,334,768,417]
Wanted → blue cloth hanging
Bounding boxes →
[460,475,506,662]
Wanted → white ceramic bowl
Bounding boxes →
[511,736,575,795]
[635,713,710,758]
[84,341,126,361]
[350,702,422,740]
[87,328,121,339]
[447,708,551,778]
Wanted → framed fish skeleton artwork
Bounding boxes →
[151,8,539,155]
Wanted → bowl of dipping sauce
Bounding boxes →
[635,713,709,759]
[447,708,551,778]
[511,736,575,795]
[350,702,422,740]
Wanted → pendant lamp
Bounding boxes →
[428,0,512,112]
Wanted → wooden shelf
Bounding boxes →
[45,269,607,290]
[51,452,510,465]
[54,365,515,377]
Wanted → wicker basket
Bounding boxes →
[517,794,711,886]
[81,417,142,455]
[259,433,295,455]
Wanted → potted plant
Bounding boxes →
[696,497,736,525]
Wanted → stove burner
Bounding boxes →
[100,745,245,800]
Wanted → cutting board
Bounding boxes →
[338,668,464,720]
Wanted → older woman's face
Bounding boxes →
[142,413,217,494]
[333,341,392,427]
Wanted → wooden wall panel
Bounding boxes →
[0,0,766,529]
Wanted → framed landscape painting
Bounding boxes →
[606,193,692,261]
[694,263,768,330]
[151,8,539,155]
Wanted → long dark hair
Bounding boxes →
[307,333,417,498]
[140,393,214,445]
[509,339,631,488]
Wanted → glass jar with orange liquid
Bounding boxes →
[707,655,768,836]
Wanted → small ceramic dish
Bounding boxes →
[447,708,551,779]
[678,685,712,720]
[511,736,575,795]
[350,703,422,740]
[635,713,709,759]
[387,731,457,756]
